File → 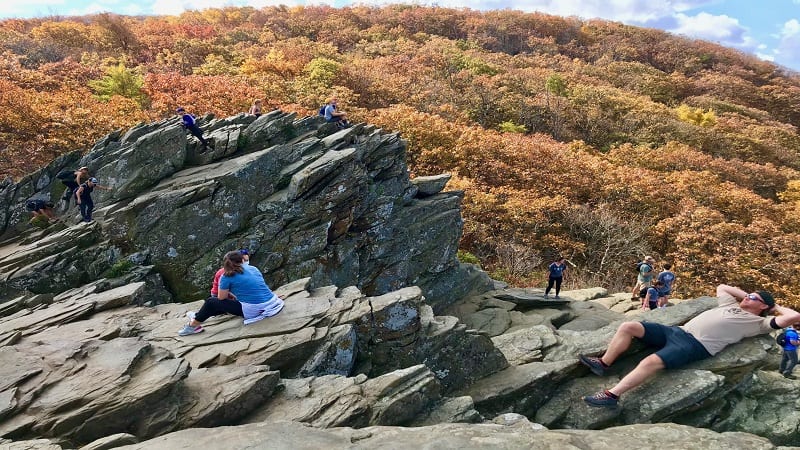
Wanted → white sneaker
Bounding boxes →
[186,311,196,321]
[178,324,203,336]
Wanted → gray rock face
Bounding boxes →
[0,112,491,310]
[116,421,777,450]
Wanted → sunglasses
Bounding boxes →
[746,293,765,304]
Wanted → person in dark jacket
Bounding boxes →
[176,107,209,148]
[56,166,90,208]
[75,177,111,223]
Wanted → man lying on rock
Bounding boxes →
[580,284,800,407]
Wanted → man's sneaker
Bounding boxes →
[186,311,196,321]
[178,324,203,336]
[554,295,560,299]
[579,354,607,376]
[583,390,619,408]
[784,373,797,380]
[544,293,549,298]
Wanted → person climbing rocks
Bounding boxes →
[75,177,111,223]
[179,250,283,336]
[544,257,567,299]
[56,166,90,209]
[25,198,56,223]
[176,107,209,148]
[580,284,800,408]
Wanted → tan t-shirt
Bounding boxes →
[680,293,773,355]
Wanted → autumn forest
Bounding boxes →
[2,5,800,303]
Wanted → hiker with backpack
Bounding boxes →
[778,324,800,379]
[176,107,209,148]
[320,96,350,129]
[579,284,800,408]
[631,256,656,302]
[56,166,90,208]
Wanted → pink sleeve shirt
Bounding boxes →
[210,268,225,296]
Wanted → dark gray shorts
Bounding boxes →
[639,322,712,369]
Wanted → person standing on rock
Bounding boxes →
[656,263,676,308]
[779,324,800,379]
[544,257,567,299]
[179,250,284,336]
[75,177,111,223]
[631,256,656,302]
[176,107,209,148]
[579,284,800,408]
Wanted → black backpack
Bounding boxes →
[777,331,788,346]
[56,169,74,181]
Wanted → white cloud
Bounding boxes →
[774,19,800,69]
[671,12,749,45]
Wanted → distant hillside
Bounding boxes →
[2,5,800,303]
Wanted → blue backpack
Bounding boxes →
[318,105,326,116]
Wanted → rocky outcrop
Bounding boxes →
[0,112,492,310]
[0,111,795,448]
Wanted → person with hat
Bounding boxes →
[75,177,111,223]
[56,166,90,209]
[176,107,209,148]
[631,255,656,302]
[579,284,800,408]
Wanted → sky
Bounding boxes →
[2,0,800,72]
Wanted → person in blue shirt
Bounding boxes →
[656,263,676,308]
[179,250,284,336]
[780,325,800,379]
[176,107,209,148]
[544,257,567,299]
[322,97,350,128]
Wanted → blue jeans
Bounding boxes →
[79,198,94,222]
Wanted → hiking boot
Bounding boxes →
[178,324,203,336]
[579,354,607,376]
[784,373,796,380]
[583,390,619,408]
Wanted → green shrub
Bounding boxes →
[105,259,135,278]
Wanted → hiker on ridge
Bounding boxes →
[544,257,567,299]
[580,284,800,408]
[176,107,209,148]
[631,256,656,302]
[779,324,800,379]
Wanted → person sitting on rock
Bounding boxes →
[580,284,800,408]
[656,263,676,308]
[176,107,209,148]
[640,280,665,311]
[248,99,262,117]
[25,198,56,223]
[322,96,350,129]
[179,250,284,336]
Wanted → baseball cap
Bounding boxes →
[89,177,98,183]
[239,248,249,255]
[756,291,775,308]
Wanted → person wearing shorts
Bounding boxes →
[578,284,800,408]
